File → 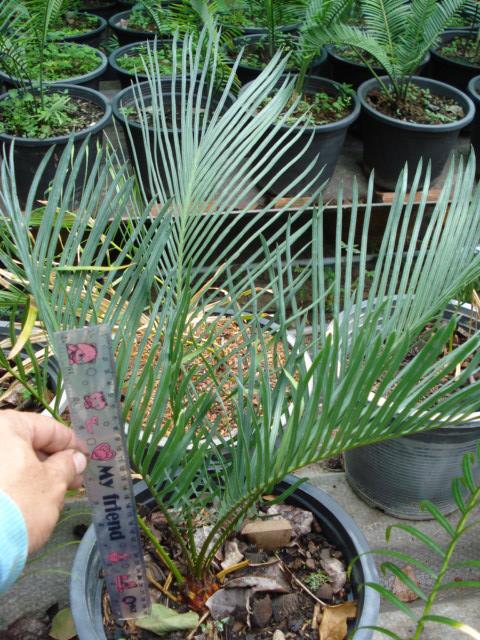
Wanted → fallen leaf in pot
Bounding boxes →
[320,553,346,594]
[136,603,199,635]
[318,601,357,640]
[266,504,314,538]
[225,560,291,593]
[221,539,245,570]
[206,587,252,621]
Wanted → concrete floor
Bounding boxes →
[1,466,478,638]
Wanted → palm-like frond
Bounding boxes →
[2,31,480,584]
[20,0,65,49]
[361,0,408,57]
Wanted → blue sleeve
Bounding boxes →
[0,490,28,593]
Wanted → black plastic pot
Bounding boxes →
[468,75,480,163]
[431,29,480,92]
[109,40,173,88]
[54,12,108,47]
[112,79,234,199]
[242,75,360,196]
[0,84,112,208]
[232,34,327,85]
[0,44,108,91]
[357,75,474,191]
[109,9,158,46]
[70,475,380,639]
[77,1,121,19]
[219,18,297,36]
[327,47,430,90]
[342,301,480,519]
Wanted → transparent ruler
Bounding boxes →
[54,324,151,620]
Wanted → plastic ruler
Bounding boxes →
[53,324,151,620]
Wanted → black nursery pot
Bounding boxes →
[327,46,430,90]
[0,84,112,208]
[109,40,172,88]
[55,12,108,47]
[77,1,121,19]
[70,475,380,640]
[0,46,108,91]
[357,76,474,191]
[109,10,157,46]
[112,79,234,199]
[246,75,360,196]
[430,29,480,92]
[233,34,327,86]
[468,75,480,165]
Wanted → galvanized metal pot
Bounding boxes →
[344,301,480,520]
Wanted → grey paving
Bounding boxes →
[0,497,91,630]
[298,466,480,640]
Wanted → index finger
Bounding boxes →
[10,411,88,454]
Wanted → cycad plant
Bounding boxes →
[2,31,480,626]
[303,0,467,104]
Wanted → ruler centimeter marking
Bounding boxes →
[53,324,151,620]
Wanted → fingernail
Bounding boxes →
[73,451,87,474]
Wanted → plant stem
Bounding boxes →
[137,514,186,586]
[413,482,480,640]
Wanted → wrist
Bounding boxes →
[0,490,28,593]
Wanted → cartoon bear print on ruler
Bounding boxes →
[85,416,99,433]
[91,442,117,461]
[67,342,97,365]
[84,391,107,410]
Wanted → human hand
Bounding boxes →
[0,410,87,553]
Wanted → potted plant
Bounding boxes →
[468,73,480,161]
[431,28,480,92]
[216,0,300,35]
[109,4,175,46]
[48,10,108,47]
[68,0,121,19]
[109,40,181,87]
[228,0,329,85]
[305,0,474,190]
[0,0,112,206]
[341,299,480,519]
[238,0,360,195]
[4,28,480,640]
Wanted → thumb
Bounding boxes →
[44,449,88,490]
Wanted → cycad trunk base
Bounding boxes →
[431,29,480,93]
[70,476,380,640]
[358,76,474,191]
[0,84,112,208]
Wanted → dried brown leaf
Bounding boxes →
[319,601,357,640]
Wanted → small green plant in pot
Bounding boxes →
[227,0,329,84]
[4,28,480,639]
[240,0,360,195]
[305,0,475,190]
[0,0,111,206]
[431,0,480,92]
